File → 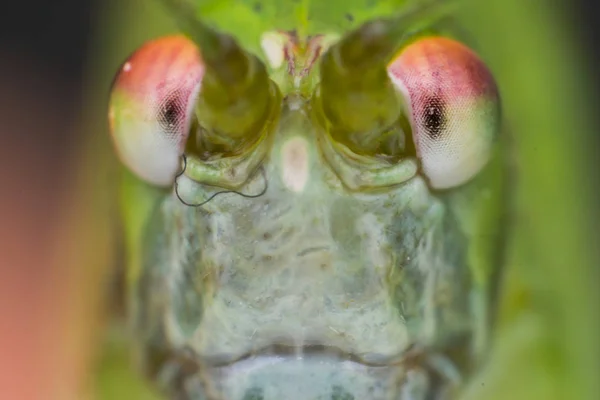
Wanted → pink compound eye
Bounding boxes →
[108,35,205,186]
[388,36,500,189]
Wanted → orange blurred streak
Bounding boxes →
[0,55,113,400]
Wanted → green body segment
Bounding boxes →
[114,1,506,399]
[132,104,504,400]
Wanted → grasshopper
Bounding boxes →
[106,1,512,399]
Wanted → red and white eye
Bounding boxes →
[108,35,205,186]
[388,36,500,189]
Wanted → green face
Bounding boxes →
[108,1,505,399]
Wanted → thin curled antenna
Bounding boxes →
[174,155,268,207]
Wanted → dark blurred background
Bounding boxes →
[0,1,597,399]
[0,2,99,399]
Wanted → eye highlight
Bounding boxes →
[388,36,500,189]
[108,35,205,186]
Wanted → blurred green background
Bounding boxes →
[0,0,597,399]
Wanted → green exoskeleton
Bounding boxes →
[107,0,506,398]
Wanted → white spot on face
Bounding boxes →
[260,32,285,69]
[288,96,302,110]
[123,62,132,72]
[281,137,309,192]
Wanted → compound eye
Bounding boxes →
[388,36,500,189]
[108,35,205,186]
